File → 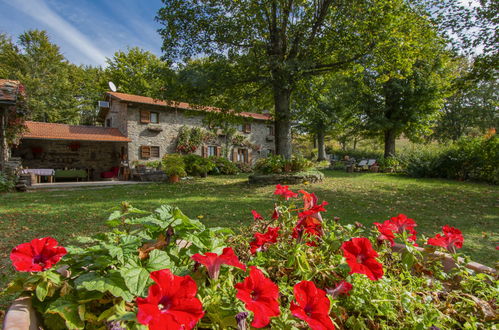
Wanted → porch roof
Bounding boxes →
[22,121,131,142]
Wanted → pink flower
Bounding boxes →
[274,184,298,200]
[192,247,246,279]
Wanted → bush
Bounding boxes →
[254,155,313,174]
[209,156,239,175]
[0,171,15,192]
[161,153,186,177]
[397,136,498,184]
[330,149,383,162]
[235,162,253,173]
[183,154,216,176]
[6,189,496,329]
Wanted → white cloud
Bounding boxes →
[5,0,107,65]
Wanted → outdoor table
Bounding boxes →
[21,169,55,183]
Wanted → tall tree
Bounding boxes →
[106,47,172,97]
[156,0,422,159]
[0,30,81,123]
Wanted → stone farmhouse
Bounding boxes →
[13,92,274,180]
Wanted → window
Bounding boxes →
[151,146,160,158]
[236,148,250,163]
[150,112,159,123]
[243,123,251,133]
[208,146,216,157]
[140,146,160,159]
[106,118,112,127]
[268,125,274,136]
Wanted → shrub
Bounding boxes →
[161,153,187,177]
[0,171,15,192]
[184,154,216,176]
[397,136,498,184]
[235,162,253,173]
[209,156,239,175]
[254,155,313,174]
[6,189,496,329]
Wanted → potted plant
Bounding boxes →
[161,154,186,183]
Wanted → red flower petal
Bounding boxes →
[251,210,264,221]
[249,227,279,254]
[274,184,298,200]
[137,269,204,330]
[10,237,67,272]
[235,266,280,328]
[341,238,384,281]
[291,281,335,330]
[192,247,246,279]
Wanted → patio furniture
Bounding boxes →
[354,159,368,172]
[54,169,87,182]
[367,159,379,172]
[21,169,55,183]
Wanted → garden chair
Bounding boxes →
[367,159,379,172]
[355,159,368,172]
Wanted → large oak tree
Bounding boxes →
[156,0,423,158]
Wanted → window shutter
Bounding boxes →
[216,146,222,157]
[232,148,238,162]
[140,110,150,123]
[244,123,251,133]
[244,149,250,164]
[247,150,252,164]
[202,145,208,158]
[140,146,151,159]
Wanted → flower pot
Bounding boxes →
[3,296,39,330]
[169,175,180,183]
[392,243,497,274]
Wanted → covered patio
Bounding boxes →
[12,121,130,182]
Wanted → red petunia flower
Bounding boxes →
[298,201,328,219]
[136,269,204,330]
[290,281,335,330]
[10,237,67,272]
[250,227,279,254]
[235,266,280,328]
[427,225,464,253]
[292,216,323,246]
[272,206,280,220]
[192,247,246,279]
[341,237,384,281]
[274,184,298,200]
[251,210,264,221]
[374,214,417,245]
[326,281,353,298]
[299,190,318,210]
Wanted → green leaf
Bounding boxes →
[46,297,84,329]
[36,280,49,302]
[120,264,150,296]
[75,271,134,302]
[146,249,172,272]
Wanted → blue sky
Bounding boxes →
[0,0,164,66]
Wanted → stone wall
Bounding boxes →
[106,102,275,164]
[13,139,127,179]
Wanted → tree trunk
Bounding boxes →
[353,137,358,151]
[316,128,326,161]
[384,129,396,158]
[312,134,317,148]
[0,106,7,171]
[273,86,292,159]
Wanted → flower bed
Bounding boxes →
[3,188,497,329]
[248,170,324,185]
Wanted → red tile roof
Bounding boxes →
[107,92,272,121]
[22,121,131,142]
[0,79,22,103]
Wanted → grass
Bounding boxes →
[0,171,497,309]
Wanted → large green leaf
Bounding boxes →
[120,264,150,296]
[75,271,134,302]
[146,249,172,271]
[46,297,85,329]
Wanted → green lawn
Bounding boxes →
[0,171,497,299]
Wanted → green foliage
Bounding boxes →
[183,154,215,176]
[397,136,499,184]
[234,162,252,174]
[0,171,15,192]
[208,156,239,175]
[176,126,205,154]
[254,155,313,174]
[161,154,187,177]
